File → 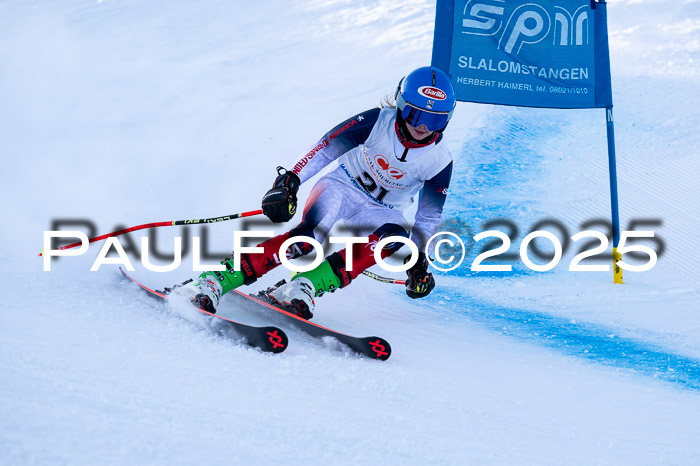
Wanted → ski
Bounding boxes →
[228,287,392,361]
[119,267,288,354]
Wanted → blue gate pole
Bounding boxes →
[605,106,623,283]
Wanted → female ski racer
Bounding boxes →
[177,66,456,320]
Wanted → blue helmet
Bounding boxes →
[395,66,456,132]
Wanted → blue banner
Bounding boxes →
[432,0,613,109]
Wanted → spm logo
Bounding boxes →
[461,0,590,54]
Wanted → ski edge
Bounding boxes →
[232,290,392,361]
[118,267,288,354]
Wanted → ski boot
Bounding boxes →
[265,278,316,319]
[172,277,223,314]
[257,253,350,320]
[160,256,255,314]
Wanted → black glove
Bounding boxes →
[405,252,435,299]
[261,167,301,223]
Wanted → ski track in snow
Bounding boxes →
[1,0,700,463]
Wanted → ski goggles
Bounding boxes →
[400,104,451,132]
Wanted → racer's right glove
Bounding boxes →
[261,167,301,223]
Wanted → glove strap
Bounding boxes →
[273,166,301,192]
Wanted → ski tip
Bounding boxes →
[261,327,289,354]
[364,337,392,361]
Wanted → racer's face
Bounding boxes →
[405,122,434,141]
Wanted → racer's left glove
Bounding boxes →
[405,252,435,299]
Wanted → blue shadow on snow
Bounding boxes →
[447,292,700,392]
[441,108,700,391]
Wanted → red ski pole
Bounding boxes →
[39,209,263,256]
[361,270,406,286]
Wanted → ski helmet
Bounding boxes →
[395,66,456,132]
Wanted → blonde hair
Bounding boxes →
[380,94,396,109]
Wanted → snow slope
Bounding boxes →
[1,0,699,464]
